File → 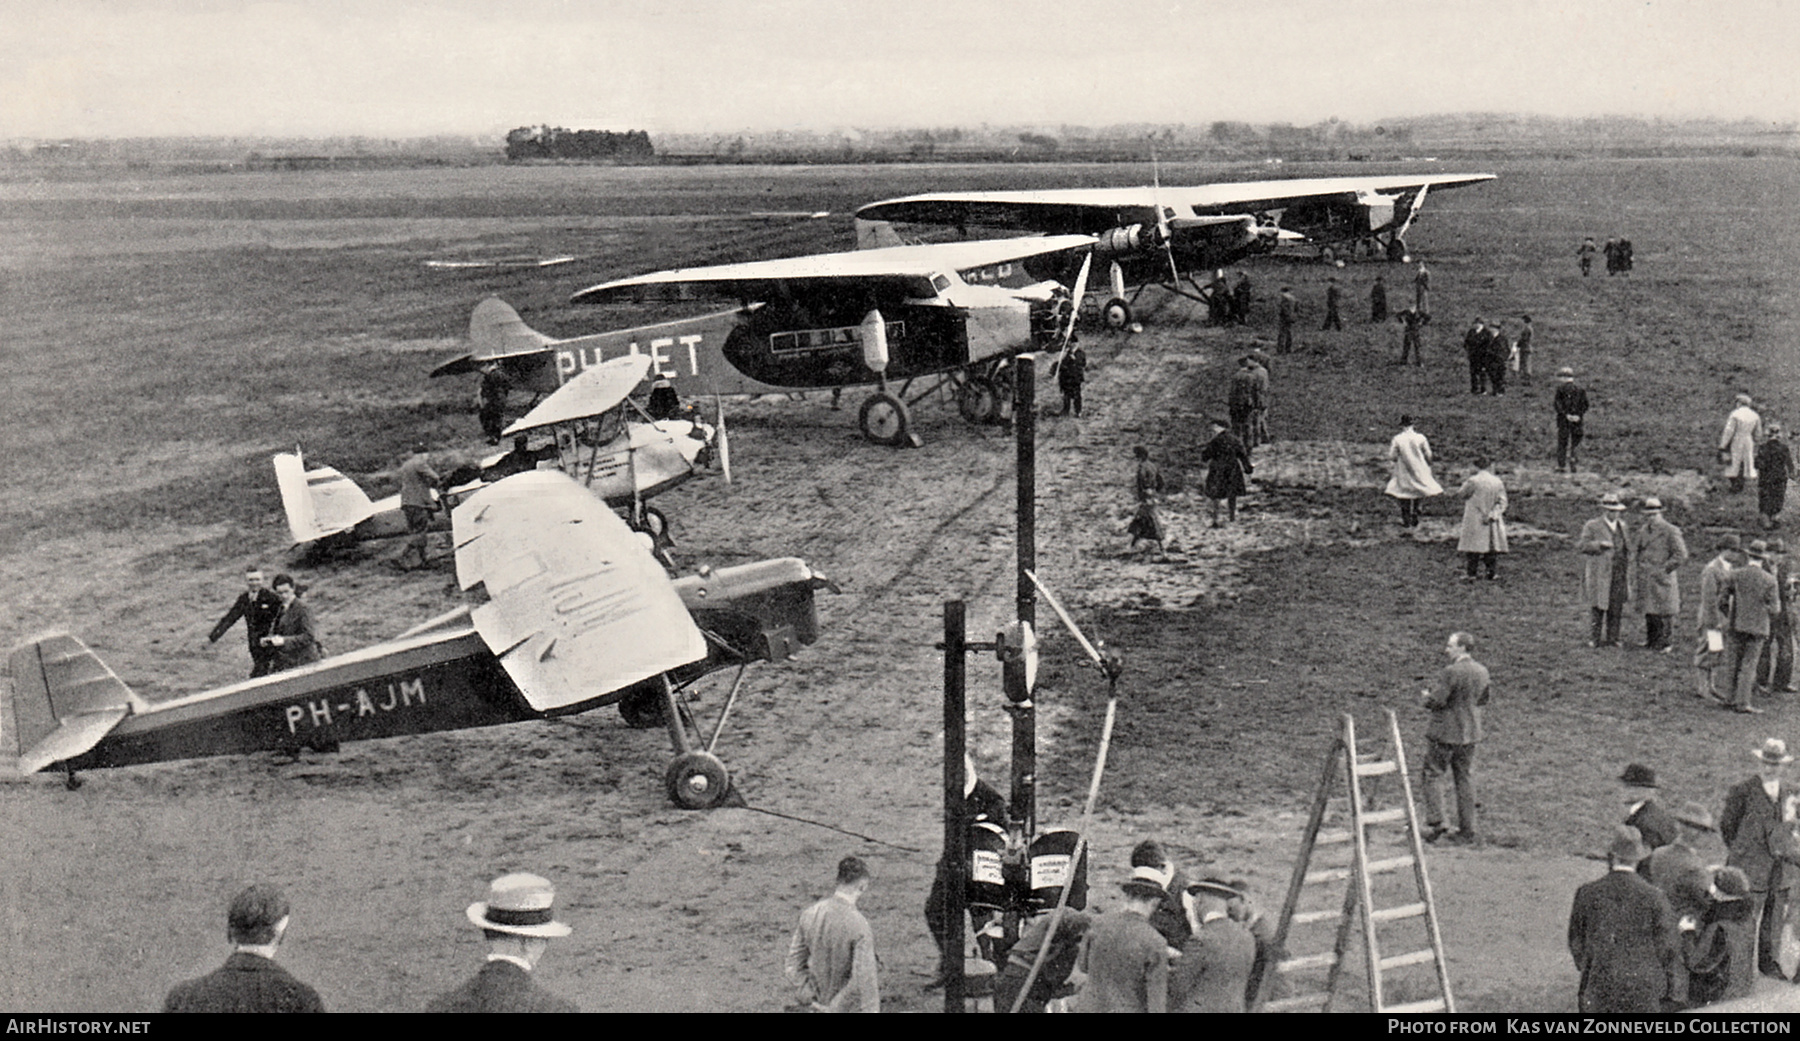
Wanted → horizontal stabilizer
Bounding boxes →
[452,471,707,713]
[470,296,556,362]
[274,451,377,545]
[3,632,142,775]
[503,354,652,435]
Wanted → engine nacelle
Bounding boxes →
[1091,223,1164,261]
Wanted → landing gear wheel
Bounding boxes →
[1320,246,1337,264]
[665,751,731,809]
[858,391,912,446]
[633,505,670,545]
[1388,237,1409,262]
[618,687,665,728]
[1103,298,1132,331]
[957,377,1000,425]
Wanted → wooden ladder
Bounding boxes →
[1255,709,1455,1013]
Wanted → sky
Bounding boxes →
[3,0,1797,139]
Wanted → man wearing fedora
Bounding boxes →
[1696,535,1741,702]
[1418,631,1490,845]
[1567,824,1685,1012]
[1721,541,1782,714]
[427,872,578,1013]
[1621,764,1680,854]
[1578,493,1636,648]
[1720,738,1800,979]
[786,855,880,1013]
[163,884,324,1013]
[1169,879,1257,1013]
[1721,393,1763,495]
[1632,498,1688,652]
[1648,801,1722,923]
[1075,864,1173,1013]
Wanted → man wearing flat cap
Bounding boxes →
[1568,825,1684,1012]
[1578,493,1635,648]
[1721,541,1782,714]
[427,872,578,1013]
[164,884,324,1013]
[1696,535,1740,702]
[1719,738,1800,980]
[1621,764,1680,854]
[1631,498,1688,652]
[1169,879,1257,1013]
[1076,864,1173,1012]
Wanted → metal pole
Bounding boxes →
[943,599,968,1013]
[1011,354,1037,839]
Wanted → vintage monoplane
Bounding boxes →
[279,355,712,553]
[1,470,834,808]
[854,172,1496,329]
[431,235,1096,447]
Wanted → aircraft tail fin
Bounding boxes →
[470,296,555,361]
[273,450,376,545]
[2,632,142,776]
[854,218,906,250]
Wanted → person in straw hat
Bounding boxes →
[1631,497,1689,652]
[1720,392,1763,494]
[1719,737,1800,980]
[1567,824,1684,1012]
[426,872,577,1013]
[1074,863,1174,1013]
[1577,492,1635,647]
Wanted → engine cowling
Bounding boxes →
[1091,223,1165,261]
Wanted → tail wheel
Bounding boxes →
[1102,298,1132,331]
[858,391,912,446]
[957,377,1000,425]
[618,687,665,728]
[665,751,732,809]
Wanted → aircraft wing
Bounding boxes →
[855,174,1495,230]
[451,470,707,713]
[570,235,1095,305]
[502,354,652,436]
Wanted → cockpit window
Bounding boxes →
[932,274,952,292]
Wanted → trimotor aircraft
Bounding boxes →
[431,235,1097,447]
[279,355,712,554]
[1,470,835,808]
[854,172,1495,329]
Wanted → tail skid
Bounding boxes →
[2,633,146,777]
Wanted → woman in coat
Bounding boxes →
[1385,415,1443,529]
[1456,458,1508,580]
[1200,418,1253,528]
[262,574,323,672]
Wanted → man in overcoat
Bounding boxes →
[1169,879,1258,1013]
[1568,825,1684,1012]
[1456,460,1508,581]
[1721,541,1781,714]
[1696,535,1740,702]
[1578,493,1635,647]
[163,885,324,1013]
[1719,738,1800,979]
[1721,393,1763,494]
[1462,318,1490,395]
[1631,498,1689,652]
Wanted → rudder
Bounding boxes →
[2,632,141,775]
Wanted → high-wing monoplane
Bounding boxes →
[854,172,1495,329]
[1,471,834,808]
[279,355,713,553]
[431,235,1097,447]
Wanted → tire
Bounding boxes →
[957,377,999,425]
[636,505,670,545]
[858,391,911,446]
[617,686,665,728]
[1102,298,1132,331]
[665,751,732,809]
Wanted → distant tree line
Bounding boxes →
[505,126,654,161]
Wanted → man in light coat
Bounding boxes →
[1456,459,1508,581]
[1696,535,1740,702]
[1579,493,1636,648]
[1384,415,1443,529]
[1631,498,1689,652]
[1721,393,1763,494]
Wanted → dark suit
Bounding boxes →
[1723,564,1781,709]
[209,589,282,677]
[426,959,578,1013]
[1568,869,1684,1012]
[267,599,323,671]
[1720,775,1800,975]
[1169,914,1257,1012]
[1626,798,1682,853]
[163,951,324,1013]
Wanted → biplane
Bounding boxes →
[1,471,835,808]
[854,172,1495,329]
[431,235,1097,447]
[278,355,712,552]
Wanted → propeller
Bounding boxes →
[1058,252,1092,354]
[713,395,732,486]
[1150,154,1183,287]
